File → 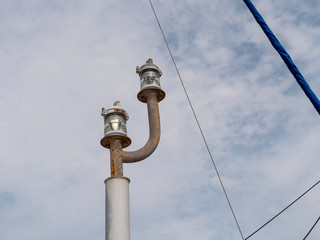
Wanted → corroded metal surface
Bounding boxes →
[110,139,123,177]
[122,90,161,163]
[101,134,132,149]
[137,87,165,103]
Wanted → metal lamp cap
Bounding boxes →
[101,101,129,120]
[136,58,162,77]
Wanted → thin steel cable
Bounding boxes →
[303,216,320,240]
[245,180,320,240]
[148,1,245,239]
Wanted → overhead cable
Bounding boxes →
[243,0,320,115]
[148,1,245,239]
[303,216,320,240]
[245,180,320,239]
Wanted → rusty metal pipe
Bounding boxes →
[121,90,160,163]
[110,139,123,176]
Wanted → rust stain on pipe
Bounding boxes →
[122,90,161,163]
[110,139,123,177]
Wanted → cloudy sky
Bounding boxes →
[1,0,319,239]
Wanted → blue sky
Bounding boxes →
[0,0,319,239]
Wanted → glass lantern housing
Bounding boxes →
[136,58,162,91]
[101,101,129,137]
[140,71,161,90]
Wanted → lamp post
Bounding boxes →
[100,59,165,240]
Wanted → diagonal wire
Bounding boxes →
[245,180,320,239]
[303,216,320,240]
[148,1,245,239]
[243,0,320,115]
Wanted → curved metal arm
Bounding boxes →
[121,90,160,163]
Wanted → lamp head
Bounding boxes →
[100,101,131,149]
[136,58,165,103]
[101,101,129,137]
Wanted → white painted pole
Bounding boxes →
[105,177,130,240]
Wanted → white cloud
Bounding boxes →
[0,0,319,240]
